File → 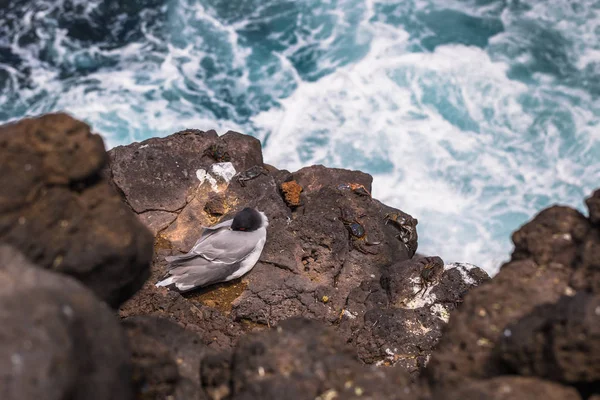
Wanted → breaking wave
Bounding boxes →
[2,0,599,273]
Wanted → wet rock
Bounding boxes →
[499,292,600,385]
[122,316,208,400]
[0,113,153,307]
[587,189,600,225]
[200,318,419,400]
[439,377,581,400]
[0,244,132,400]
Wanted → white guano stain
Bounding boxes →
[196,162,237,192]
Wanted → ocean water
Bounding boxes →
[1,0,599,274]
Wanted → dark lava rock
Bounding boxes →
[0,113,153,308]
[587,189,600,226]
[119,280,244,351]
[340,258,489,372]
[499,292,600,385]
[0,244,133,400]
[111,129,487,373]
[122,316,208,400]
[439,377,581,400]
[511,206,590,268]
[109,129,262,214]
[425,259,571,389]
[200,318,421,400]
[571,226,600,294]
[425,196,600,394]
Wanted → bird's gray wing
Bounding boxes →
[195,219,234,244]
[163,259,242,292]
[201,219,234,233]
[190,228,265,263]
[164,219,234,264]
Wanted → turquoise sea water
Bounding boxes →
[1,0,599,274]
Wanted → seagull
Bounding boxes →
[156,207,268,292]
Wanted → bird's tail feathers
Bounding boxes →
[155,265,202,293]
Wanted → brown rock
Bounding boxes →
[111,131,486,376]
[119,281,244,351]
[293,165,372,196]
[511,206,590,268]
[108,129,262,214]
[0,113,152,307]
[0,244,133,400]
[204,193,228,216]
[200,318,419,400]
[439,377,581,400]
[499,292,600,384]
[425,259,571,388]
[587,189,600,225]
[571,228,600,294]
[340,259,489,372]
[122,316,208,399]
[137,210,178,236]
[124,321,179,399]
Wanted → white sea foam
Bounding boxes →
[252,0,600,274]
[1,0,599,276]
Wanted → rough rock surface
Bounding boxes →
[586,189,600,226]
[0,244,132,400]
[425,193,600,399]
[108,129,262,214]
[439,377,582,400]
[112,130,486,370]
[122,316,208,400]
[499,292,600,385]
[200,318,421,400]
[3,112,599,400]
[339,257,489,372]
[0,113,153,307]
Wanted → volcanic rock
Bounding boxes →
[122,316,208,399]
[111,130,485,370]
[425,195,600,397]
[511,205,590,268]
[0,113,153,307]
[499,292,600,385]
[439,377,581,400]
[200,318,420,400]
[340,258,489,372]
[587,189,600,226]
[108,129,262,214]
[0,244,132,400]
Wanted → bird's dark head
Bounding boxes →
[231,208,267,231]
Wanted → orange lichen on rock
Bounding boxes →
[280,180,303,207]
